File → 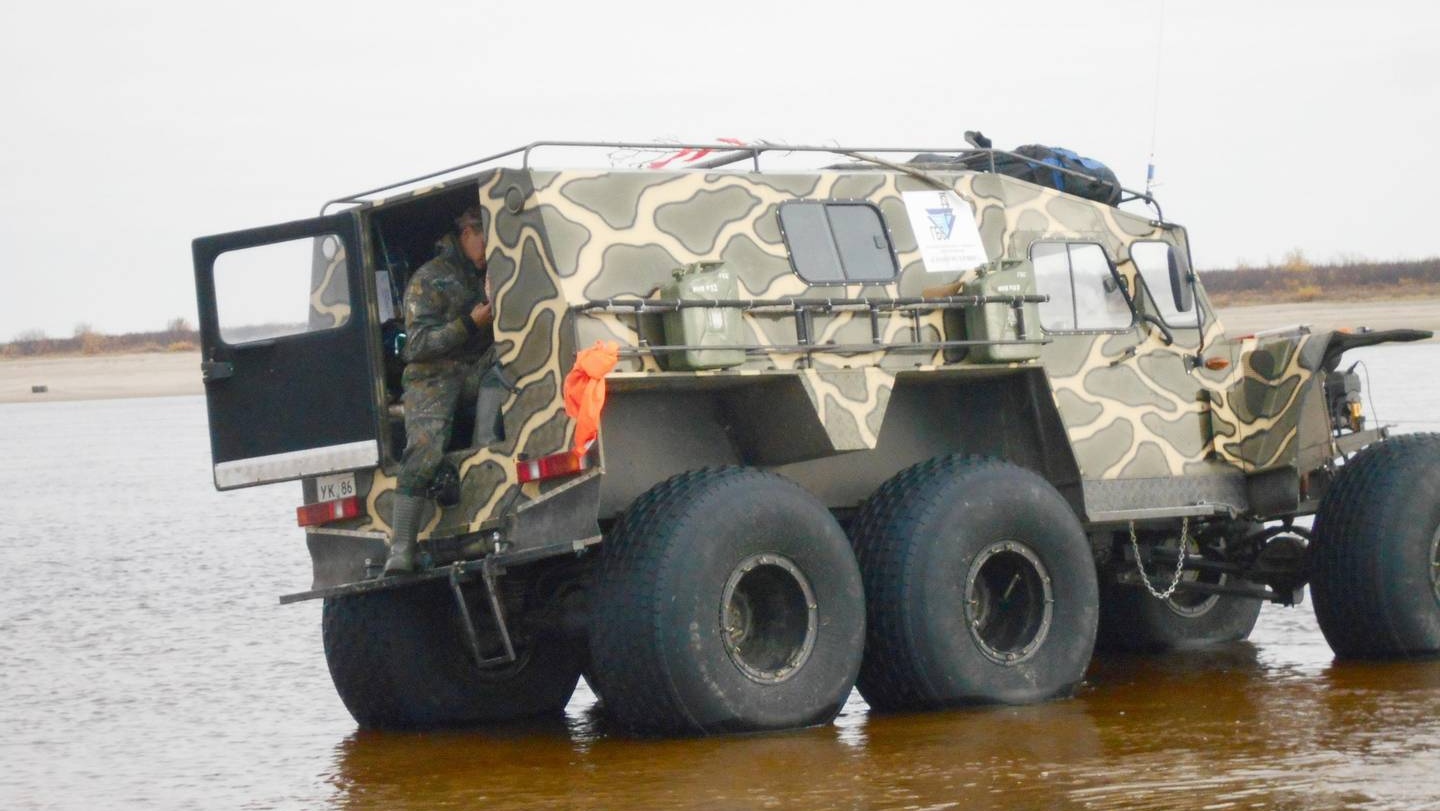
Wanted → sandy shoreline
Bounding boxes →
[1,351,204,404]
[1213,298,1440,341]
[4,299,1438,404]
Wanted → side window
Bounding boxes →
[214,234,351,345]
[778,201,898,284]
[1032,242,1074,331]
[1029,241,1133,332]
[1131,241,1191,326]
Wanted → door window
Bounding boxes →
[1030,242,1132,332]
[213,234,350,344]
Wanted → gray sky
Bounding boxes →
[2,0,1436,339]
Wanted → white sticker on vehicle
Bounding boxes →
[901,191,989,273]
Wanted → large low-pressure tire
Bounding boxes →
[322,582,584,729]
[1311,432,1440,659]
[587,467,865,735]
[1096,526,1263,653]
[850,455,1099,712]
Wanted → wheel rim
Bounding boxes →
[965,541,1054,665]
[720,553,818,684]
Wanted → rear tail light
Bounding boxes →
[516,450,593,483]
[297,496,360,527]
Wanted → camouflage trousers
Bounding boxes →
[397,348,503,495]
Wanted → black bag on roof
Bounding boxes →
[912,143,1123,207]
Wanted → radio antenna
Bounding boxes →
[1146,0,1167,196]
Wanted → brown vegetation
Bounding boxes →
[2,318,198,359]
[1200,256,1440,306]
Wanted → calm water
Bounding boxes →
[2,344,1439,810]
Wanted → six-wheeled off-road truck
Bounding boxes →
[192,141,1439,734]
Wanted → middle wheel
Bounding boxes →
[588,467,866,735]
[851,455,1099,712]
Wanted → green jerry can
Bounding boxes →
[946,260,1044,363]
[659,261,747,370]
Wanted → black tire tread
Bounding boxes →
[588,467,738,732]
[589,466,862,734]
[323,582,582,729]
[1312,432,1440,658]
[851,455,1068,711]
[851,455,986,709]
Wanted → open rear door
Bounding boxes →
[192,213,379,490]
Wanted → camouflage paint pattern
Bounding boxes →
[308,236,351,330]
[302,158,1354,539]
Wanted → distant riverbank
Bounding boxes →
[3,299,1438,404]
[0,351,202,403]
[1214,298,1440,339]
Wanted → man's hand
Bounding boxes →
[470,301,493,329]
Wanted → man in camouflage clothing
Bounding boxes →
[383,206,496,576]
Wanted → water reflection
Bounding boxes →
[324,626,1440,811]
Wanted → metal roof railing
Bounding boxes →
[322,140,1163,221]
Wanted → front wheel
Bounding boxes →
[850,456,1099,712]
[1311,433,1440,659]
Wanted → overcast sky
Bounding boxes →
[1,0,1436,339]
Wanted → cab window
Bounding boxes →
[1031,241,1132,332]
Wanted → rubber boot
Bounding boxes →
[381,493,425,577]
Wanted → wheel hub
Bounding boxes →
[965,541,1054,665]
[720,553,818,684]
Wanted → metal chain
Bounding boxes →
[1130,517,1189,600]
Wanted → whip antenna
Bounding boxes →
[1146,0,1166,196]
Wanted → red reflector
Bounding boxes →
[296,496,360,527]
[516,450,592,483]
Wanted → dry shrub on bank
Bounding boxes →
[1200,256,1440,305]
[3,320,201,358]
[79,332,111,355]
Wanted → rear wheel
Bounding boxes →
[1311,433,1440,658]
[850,456,1098,711]
[322,583,583,729]
[587,467,865,734]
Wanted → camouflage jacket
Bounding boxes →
[401,234,491,375]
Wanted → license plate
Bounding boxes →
[314,472,357,502]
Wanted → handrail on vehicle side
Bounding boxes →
[320,140,1164,221]
[573,293,1052,363]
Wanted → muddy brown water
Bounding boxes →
[2,344,1439,810]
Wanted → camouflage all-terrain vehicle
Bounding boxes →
[192,141,1440,735]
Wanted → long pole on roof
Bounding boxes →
[1146,0,1166,197]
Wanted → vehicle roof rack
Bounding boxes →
[322,140,1162,221]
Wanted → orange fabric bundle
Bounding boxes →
[563,340,620,458]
